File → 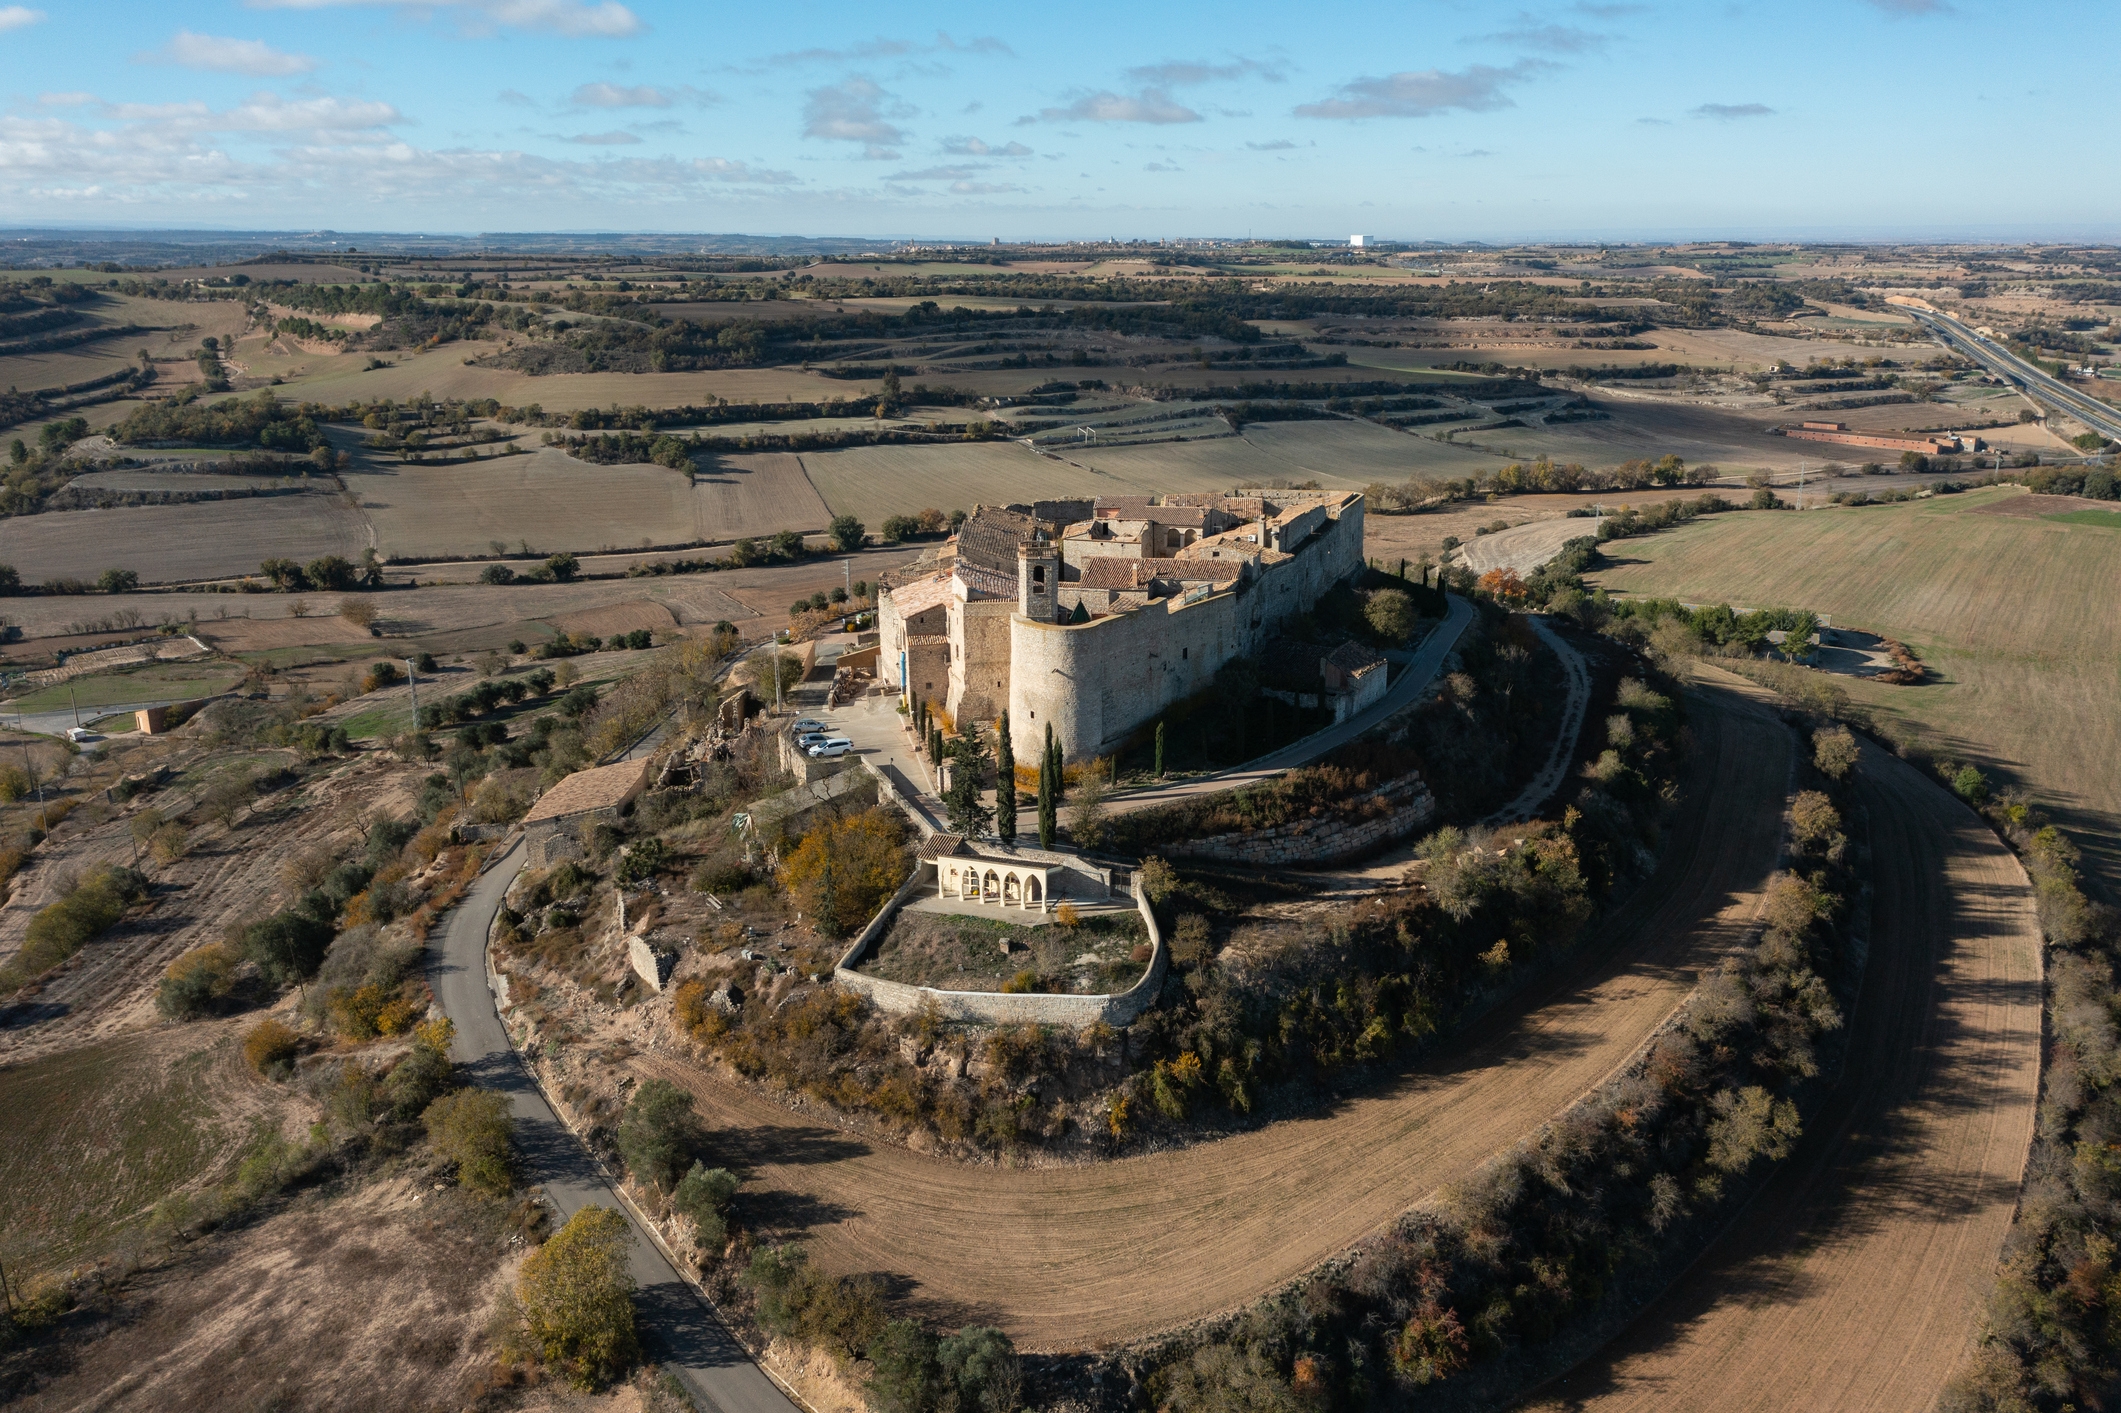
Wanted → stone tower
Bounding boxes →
[1017,536,1060,623]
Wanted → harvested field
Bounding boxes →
[798,441,1209,525]
[5,1172,516,1413]
[275,345,848,409]
[192,613,377,655]
[640,672,1793,1348]
[1239,418,1481,483]
[349,449,827,560]
[64,468,330,495]
[2,660,245,712]
[1456,516,1606,576]
[542,598,679,640]
[860,906,1146,993]
[0,497,368,585]
[0,1024,294,1278]
[348,449,694,559]
[1528,740,2041,1412]
[695,452,831,540]
[1586,486,2121,894]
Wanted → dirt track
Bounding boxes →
[1523,741,2042,1412]
[642,668,1795,1349]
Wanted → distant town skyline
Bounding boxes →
[0,0,2111,240]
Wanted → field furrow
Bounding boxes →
[1525,740,2042,1412]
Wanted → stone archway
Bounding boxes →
[1026,875,1043,911]
[1003,873,1021,905]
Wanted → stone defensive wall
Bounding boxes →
[833,865,1168,1027]
[1165,770,1436,868]
[1008,497,1365,762]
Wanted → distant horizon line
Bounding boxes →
[2,224,2115,249]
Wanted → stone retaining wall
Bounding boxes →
[1167,771,1435,867]
[833,865,1167,1027]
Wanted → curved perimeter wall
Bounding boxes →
[834,863,1167,1027]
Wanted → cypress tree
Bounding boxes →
[995,712,1016,845]
[1037,722,1056,849]
[1154,719,1166,778]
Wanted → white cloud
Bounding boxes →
[1123,58,1284,87]
[1295,61,1549,119]
[943,136,1031,157]
[563,130,640,145]
[1038,90,1201,124]
[889,164,983,181]
[1246,138,1298,150]
[0,6,45,32]
[1692,102,1774,119]
[572,82,668,108]
[141,31,320,77]
[1470,14,1613,54]
[803,77,908,158]
[769,31,1010,66]
[1868,0,1952,12]
[0,103,796,216]
[245,0,643,39]
[568,81,716,108]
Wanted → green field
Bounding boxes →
[4,661,247,712]
[0,1034,241,1277]
[2046,508,2121,529]
[1586,486,2121,892]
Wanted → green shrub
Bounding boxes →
[744,1244,890,1362]
[615,1078,699,1192]
[423,1088,514,1196]
[671,1161,739,1248]
[513,1206,639,1389]
[9,864,147,983]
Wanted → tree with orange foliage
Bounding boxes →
[1477,566,1528,604]
[780,807,910,937]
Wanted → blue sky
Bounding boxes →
[0,0,2110,240]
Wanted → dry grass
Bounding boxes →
[1586,485,2121,892]
[0,1024,294,1278]
[6,1172,520,1413]
[0,496,369,585]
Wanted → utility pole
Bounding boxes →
[69,684,79,729]
[405,658,418,719]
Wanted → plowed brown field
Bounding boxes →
[1522,741,2042,1413]
[640,668,1795,1349]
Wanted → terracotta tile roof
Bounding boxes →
[1324,641,1387,679]
[886,571,956,618]
[954,505,1040,574]
[917,832,966,860]
[522,757,649,825]
[1075,558,1243,590]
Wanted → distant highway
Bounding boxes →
[1906,306,2121,443]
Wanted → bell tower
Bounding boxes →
[1017,536,1061,623]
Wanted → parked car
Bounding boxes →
[64,727,95,743]
[807,738,853,758]
[796,731,829,748]
[791,718,826,733]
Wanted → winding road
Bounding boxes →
[1522,739,2042,1412]
[430,854,796,1413]
[636,666,1797,1349]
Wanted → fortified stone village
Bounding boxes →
[877,488,1379,764]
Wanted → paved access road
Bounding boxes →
[429,845,797,1413]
